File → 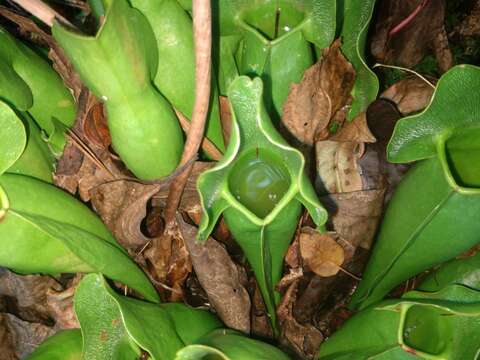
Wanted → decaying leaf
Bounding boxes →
[0,269,61,325]
[283,39,356,145]
[278,281,324,360]
[46,274,81,330]
[371,0,453,72]
[329,112,376,143]
[219,95,232,146]
[178,216,251,333]
[299,228,345,277]
[315,141,365,194]
[0,313,55,359]
[321,190,385,250]
[454,1,480,37]
[380,77,435,115]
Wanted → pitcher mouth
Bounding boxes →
[399,304,452,358]
[239,2,306,42]
[228,147,292,219]
[438,128,480,194]
[0,185,9,222]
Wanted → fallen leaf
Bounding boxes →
[178,217,251,333]
[380,77,435,115]
[283,39,356,145]
[277,281,324,360]
[315,141,365,194]
[219,96,232,146]
[83,102,111,148]
[0,269,61,324]
[299,228,345,277]
[0,313,16,360]
[454,1,480,36]
[329,112,376,143]
[371,0,453,72]
[0,313,55,359]
[250,279,273,339]
[90,181,161,249]
[321,190,385,250]
[46,274,81,330]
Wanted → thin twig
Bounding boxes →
[175,108,222,161]
[373,63,436,89]
[162,0,213,229]
[10,0,75,28]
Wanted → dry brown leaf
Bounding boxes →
[329,112,376,143]
[380,77,435,115]
[278,281,324,360]
[315,141,364,194]
[0,313,55,359]
[371,0,453,73]
[283,39,355,145]
[454,1,480,36]
[219,96,232,146]
[0,269,62,324]
[178,217,251,333]
[46,274,81,330]
[90,181,161,249]
[299,228,345,277]
[322,189,385,250]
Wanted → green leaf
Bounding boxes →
[75,274,222,360]
[129,0,225,154]
[388,65,480,163]
[320,283,480,360]
[53,0,184,180]
[0,26,75,135]
[351,65,480,310]
[338,0,379,120]
[214,1,336,117]
[197,76,327,335]
[7,112,54,182]
[0,101,26,176]
[418,253,480,292]
[26,329,82,360]
[0,174,158,302]
[175,329,290,360]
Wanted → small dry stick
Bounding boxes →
[162,0,213,230]
[10,0,75,28]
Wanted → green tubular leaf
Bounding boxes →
[0,26,75,135]
[7,112,54,182]
[75,274,222,360]
[388,65,480,163]
[351,65,480,310]
[214,1,335,117]
[26,329,82,360]
[319,283,480,360]
[53,0,184,180]
[0,101,26,176]
[338,0,378,120]
[175,329,290,360]
[0,174,158,302]
[197,76,327,334]
[129,0,225,154]
[418,253,480,292]
[75,274,181,360]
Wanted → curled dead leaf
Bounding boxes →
[380,77,435,115]
[299,228,345,277]
[178,216,251,333]
[283,39,355,145]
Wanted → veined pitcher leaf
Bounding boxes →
[0,26,75,135]
[338,0,379,120]
[175,329,290,360]
[320,281,480,359]
[197,76,327,335]
[26,329,82,360]
[214,0,336,117]
[53,0,183,179]
[129,0,225,154]
[351,65,480,310]
[0,101,26,175]
[75,274,222,360]
[7,112,54,182]
[0,174,158,302]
